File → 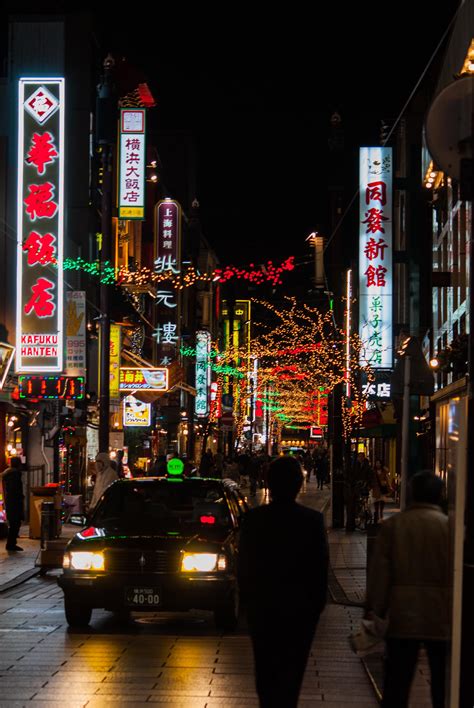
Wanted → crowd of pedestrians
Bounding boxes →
[193,445,331,497]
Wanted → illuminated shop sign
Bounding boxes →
[154,198,181,272]
[361,370,391,401]
[195,330,211,417]
[123,395,151,427]
[153,199,182,367]
[359,147,393,369]
[0,343,15,390]
[19,375,84,399]
[110,324,121,401]
[118,109,146,219]
[16,78,65,373]
[119,367,168,392]
[65,291,86,376]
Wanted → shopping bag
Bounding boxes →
[349,615,388,657]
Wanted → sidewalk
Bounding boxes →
[322,496,434,707]
[0,523,76,591]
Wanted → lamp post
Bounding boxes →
[96,55,116,453]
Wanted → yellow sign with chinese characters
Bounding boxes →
[110,325,121,401]
[119,367,168,392]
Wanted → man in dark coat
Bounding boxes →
[1,457,24,551]
[238,455,329,707]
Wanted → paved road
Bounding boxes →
[0,481,378,707]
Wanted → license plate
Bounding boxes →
[125,587,160,607]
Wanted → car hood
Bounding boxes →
[67,524,232,552]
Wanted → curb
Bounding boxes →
[361,655,383,703]
[0,566,41,593]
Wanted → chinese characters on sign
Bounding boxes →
[17,79,64,372]
[361,371,391,401]
[123,395,151,427]
[359,148,393,369]
[119,367,168,392]
[154,199,182,366]
[110,324,121,401]
[65,291,86,377]
[195,331,211,417]
[118,109,146,219]
[154,199,181,267]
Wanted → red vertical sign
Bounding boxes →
[17,79,64,373]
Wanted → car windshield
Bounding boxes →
[92,481,231,532]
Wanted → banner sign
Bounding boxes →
[123,394,151,427]
[118,109,146,219]
[359,147,393,369]
[361,370,391,401]
[153,199,182,368]
[119,367,168,392]
[16,78,65,373]
[0,343,15,390]
[195,330,211,417]
[19,374,84,399]
[66,291,86,376]
[154,198,181,271]
[110,324,121,401]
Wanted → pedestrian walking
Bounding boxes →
[116,449,125,478]
[1,457,25,551]
[199,448,214,477]
[89,452,118,509]
[303,450,313,481]
[315,452,326,490]
[366,471,449,708]
[371,459,392,523]
[238,455,329,707]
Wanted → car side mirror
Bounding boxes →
[69,514,88,526]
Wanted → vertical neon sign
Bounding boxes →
[16,78,64,373]
[118,109,146,219]
[195,330,210,417]
[359,147,393,369]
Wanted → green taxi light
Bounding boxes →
[167,458,184,476]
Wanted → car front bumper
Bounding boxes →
[58,572,235,611]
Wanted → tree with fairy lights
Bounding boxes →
[218,297,373,444]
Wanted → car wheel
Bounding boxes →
[64,597,92,627]
[214,589,239,632]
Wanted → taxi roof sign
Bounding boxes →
[167,458,184,476]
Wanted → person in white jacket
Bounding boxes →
[89,453,118,509]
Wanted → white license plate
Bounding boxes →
[125,587,160,607]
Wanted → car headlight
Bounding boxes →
[64,551,105,571]
[181,552,227,572]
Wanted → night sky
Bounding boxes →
[96,6,460,266]
[4,4,462,266]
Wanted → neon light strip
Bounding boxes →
[345,268,352,398]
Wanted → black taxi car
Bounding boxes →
[58,477,248,629]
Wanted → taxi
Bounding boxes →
[58,472,248,630]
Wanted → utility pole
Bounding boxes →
[96,55,116,453]
[399,354,411,510]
